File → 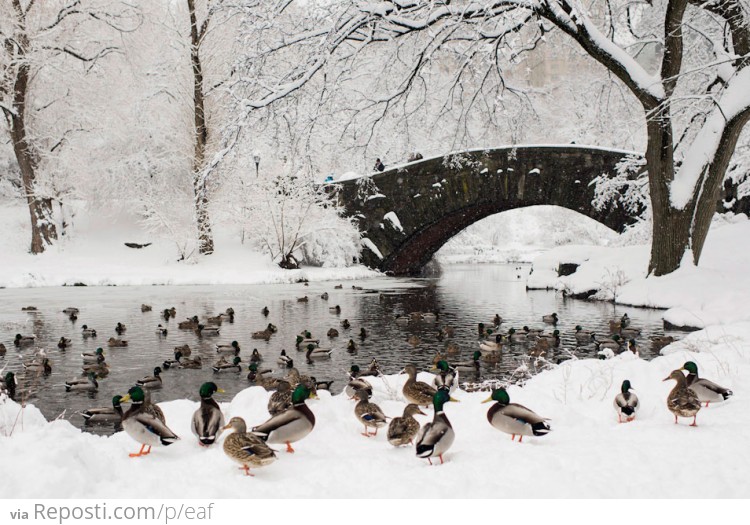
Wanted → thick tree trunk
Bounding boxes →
[188,0,214,255]
[8,49,57,254]
[644,109,693,276]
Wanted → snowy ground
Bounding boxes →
[436,205,618,264]
[1,322,747,498]
[0,202,376,288]
[527,214,750,329]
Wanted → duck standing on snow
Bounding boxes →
[387,404,426,447]
[354,389,388,437]
[682,361,733,407]
[613,380,639,423]
[252,384,316,453]
[402,365,437,407]
[482,387,551,442]
[120,385,179,457]
[192,382,225,446]
[222,417,277,476]
[415,389,458,465]
[664,369,701,426]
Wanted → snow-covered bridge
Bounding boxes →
[334,145,641,275]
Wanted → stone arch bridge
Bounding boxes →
[333,145,641,276]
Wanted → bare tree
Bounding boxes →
[0,0,140,254]
[240,0,750,276]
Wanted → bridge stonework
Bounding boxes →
[334,146,639,276]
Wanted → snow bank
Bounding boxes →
[0,202,377,288]
[1,322,748,498]
[527,216,750,328]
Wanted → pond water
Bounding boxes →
[0,264,679,434]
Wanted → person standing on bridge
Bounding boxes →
[374,158,385,172]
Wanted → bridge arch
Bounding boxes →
[334,145,641,275]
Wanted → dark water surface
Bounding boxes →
[0,264,678,433]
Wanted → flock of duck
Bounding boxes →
[0,300,734,476]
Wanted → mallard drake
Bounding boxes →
[137,367,163,389]
[327,328,339,338]
[195,324,220,336]
[81,325,97,338]
[507,328,526,343]
[416,389,458,465]
[682,361,733,406]
[141,304,152,312]
[542,313,558,324]
[347,339,357,352]
[614,380,639,423]
[483,387,551,442]
[297,296,309,303]
[295,333,319,348]
[538,330,561,347]
[321,292,329,300]
[664,369,701,425]
[115,322,127,334]
[120,385,179,457]
[14,333,35,346]
[432,360,457,393]
[268,380,293,416]
[452,351,481,373]
[222,417,277,476]
[192,382,225,446]
[387,404,426,446]
[402,365,436,407]
[619,326,641,338]
[593,334,621,351]
[341,319,351,329]
[522,326,544,339]
[82,347,105,364]
[178,316,199,330]
[407,335,421,348]
[216,341,240,355]
[480,334,504,353]
[213,356,242,373]
[261,306,270,316]
[108,337,127,347]
[252,384,316,453]
[23,357,51,375]
[82,395,124,424]
[354,389,388,437]
[155,324,168,336]
[305,344,332,360]
[65,372,99,392]
[1,372,17,399]
[63,307,80,315]
[574,325,593,344]
[57,337,72,349]
[250,349,262,363]
[359,327,367,339]
[276,350,293,367]
[345,365,373,398]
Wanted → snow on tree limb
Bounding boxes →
[671,66,750,209]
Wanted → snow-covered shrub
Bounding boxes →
[244,171,361,269]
